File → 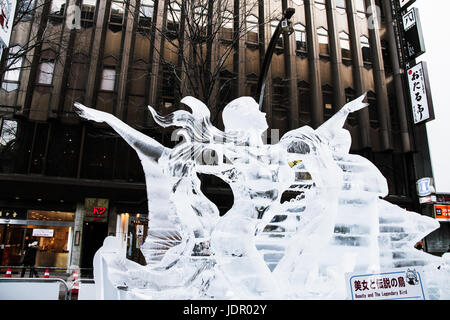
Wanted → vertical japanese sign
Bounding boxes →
[402,8,426,61]
[346,268,427,300]
[0,0,17,59]
[407,61,434,124]
[398,0,416,11]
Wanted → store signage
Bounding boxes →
[85,198,109,222]
[398,0,416,11]
[419,195,436,204]
[406,62,435,124]
[402,8,426,61]
[32,229,54,237]
[434,205,450,222]
[346,267,427,300]
[416,177,435,197]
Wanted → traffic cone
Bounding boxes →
[5,268,12,278]
[43,269,50,278]
[71,269,79,294]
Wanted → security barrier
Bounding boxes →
[0,276,97,300]
[0,278,69,300]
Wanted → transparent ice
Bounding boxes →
[74,94,450,300]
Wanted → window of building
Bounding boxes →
[49,0,66,24]
[2,46,23,92]
[317,27,329,56]
[100,67,116,91]
[355,0,366,18]
[138,0,154,30]
[323,87,334,118]
[335,0,346,14]
[360,35,371,63]
[193,5,208,40]
[294,23,307,52]
[339,31,351,60]
[109,0,125,31]
[271,20,283,48]
[81,0,96,28]
[167,1,181,39]
[246,14,258,44]
[221,10,233,40]
[0,119,18,147]
[314,0,326,10]
[17,0,35,22]
[292,0,303,5]
[37,61,55,85]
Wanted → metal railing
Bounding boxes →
[0,277,70,300]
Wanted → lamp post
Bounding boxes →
[256,7,295,111]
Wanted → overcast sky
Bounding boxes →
[414,0,450,193]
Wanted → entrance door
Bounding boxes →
[80,222,108,277]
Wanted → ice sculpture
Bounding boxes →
[74,94,450,300]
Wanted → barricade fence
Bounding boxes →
[0,266,96,300]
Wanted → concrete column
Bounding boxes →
[116,0,137,120]
[283,1,299,130]
[326,0,346,110]
[48,0,78,118]
[305,0,323,129]
[236,0,246,97]
[346,0,371,148]
[365,0,392,150]
[69,202,85,268]
[148,0,165,108]
[382,0,411,152]
[84,0,110,106]
[262,0,274,128]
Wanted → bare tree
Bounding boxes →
[0,0,72,89]
[132,0,276,124]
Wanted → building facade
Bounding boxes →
[0,0,447,273]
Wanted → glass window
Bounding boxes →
[37,61,55,85]
[317,27,329,55]
[314,0,326,10]
[109,0,125,30]
[246,14,258,43]
[360,35,371,62]
[167,2,181,37]
[221,10,233,40]
[139,0,154,30]
[2,46,23,92]
[0,120,18,146]
[81,0,96,27]
[294,23,306,51]
[100,68,116,91]
[50,0,66,15]
[339,32,351,60]
[271,20,283,47]
[17,0,35,22]
[355,0,366,18]
[335,0,346,14]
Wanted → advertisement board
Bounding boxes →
[32,229,55,237]
[346,267,427,300]
[402,8,426,61]
[434,204,450,222]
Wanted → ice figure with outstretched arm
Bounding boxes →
[74,92,450,300]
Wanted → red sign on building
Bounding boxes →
[434,204,450,222]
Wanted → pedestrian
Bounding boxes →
[20,240,39,278]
